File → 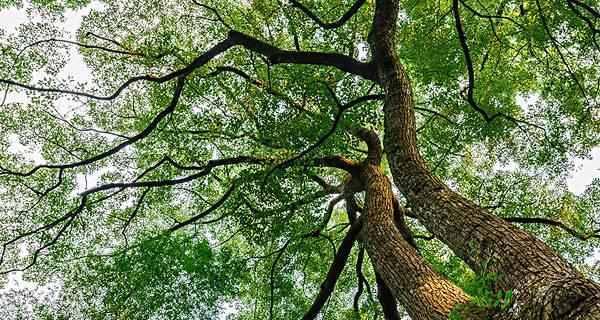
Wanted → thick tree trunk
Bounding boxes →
[359,163,470,320]
[373,0,600,318]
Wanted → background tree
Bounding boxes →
[0,0,599,319]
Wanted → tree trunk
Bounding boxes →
[359,163,470,320]
[373,0,600,318]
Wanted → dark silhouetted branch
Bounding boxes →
[0,77,186,177]
[505,216,600,241]
[191,0,232,29]
[168,184,237,232]
[302,219,363,320]
[0,30,375,103]
[290,0,367,30]
[375,272,403,320]
[80,156,261,196]
[452,0,497,123]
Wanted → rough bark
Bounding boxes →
[359,162,470,320]
[373,0,600,318]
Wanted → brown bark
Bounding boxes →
[373,0,600,318]
[359,162,470,320]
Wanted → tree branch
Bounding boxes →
[353,127,383,165]
[0,30,375,102]
[504,216,600,241]
[80,156,261,196]
[375,272,403,320]
[301,219,363,320]
[168,183,237,232]
[0,77,186,177]
[452,0,496,123]
[290,0,367,30]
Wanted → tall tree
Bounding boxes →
[0,0,598,319]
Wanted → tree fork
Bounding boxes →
[349,128,470,319]
[373,0,600,318]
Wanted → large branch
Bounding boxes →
[290,0,367,30]
[0,30,375,102]
[301,219,363,320]
[353,128,383,166]
[1,31,374,178]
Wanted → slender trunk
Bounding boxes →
[360,163,470,320]
[373,0,600,318]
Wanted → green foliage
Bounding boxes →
[0,0,597,319]
[448,272,513,320]
[56,233,245,319]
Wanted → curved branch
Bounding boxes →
[310,156,359,173]
[451,0,544,130]
[85,32,128,49]
[17,38,147,58]
[205,65,309,113]
[459,0,526,30]
[80,156,261,196]
[168,183,237,232]
[0,30,375,102]
[504,216,600,241]
[290,0,368,30]
[301,219,363,320]
[353,127,383,165]
[452,0,496,122]
[0,77,187,177]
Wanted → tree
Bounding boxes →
[0,0,599,319]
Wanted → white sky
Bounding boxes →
[0,2,598,319]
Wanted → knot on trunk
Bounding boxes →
[353,127,383,166]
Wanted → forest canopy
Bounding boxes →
[0,0,599,319]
